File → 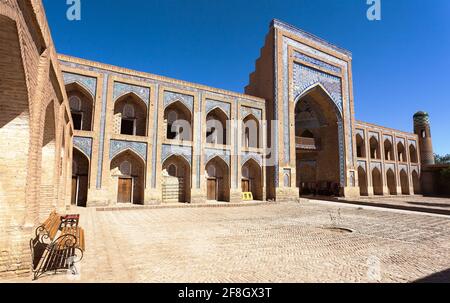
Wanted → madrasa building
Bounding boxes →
[0,0,443,275]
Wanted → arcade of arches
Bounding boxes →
[1,1,441,278]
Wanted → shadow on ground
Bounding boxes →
[414,268,450,283]
[407,202,450,208]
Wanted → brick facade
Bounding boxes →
[0,3,439,278]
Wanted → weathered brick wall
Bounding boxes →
[0,0,73,277]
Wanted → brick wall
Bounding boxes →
[0,0,73,277]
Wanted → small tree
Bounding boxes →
[435,154,450,164]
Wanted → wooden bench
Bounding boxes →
[30,211,85,280]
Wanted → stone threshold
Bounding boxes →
[95,201,275,212]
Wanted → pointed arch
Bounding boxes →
[371,167,383,196]
[386,168,397,195]
[384,138,394,161]
[40,100,57,218]
[206,106,229,119]
[242,114,260,149]
[242,158,263,201]
[369,136,380,159]
[409,144,418,163]
[114,92,148,136]
[295,83,342,196]
[162,155,191,203]
[397,141,407,163]
[66,82,95,131]
[164,100,192,141]
[206,107,228,145]
[358,166,368,196]
[356,133,366,158]
[205,156,230,202]
[400,169,410,195]
[72,147,90,207]
[412,170,421,194]
[0,13,32,220]
[110,149,146,204]
[295,83,343,120]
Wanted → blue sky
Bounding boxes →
[43,0,450,155]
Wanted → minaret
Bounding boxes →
[414,111,435,165]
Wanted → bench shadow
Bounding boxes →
[414,268,450,283]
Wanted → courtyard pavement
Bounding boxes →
[337,196,450,216]
[6,199,450,283]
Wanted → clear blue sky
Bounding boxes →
[43,0,450,155]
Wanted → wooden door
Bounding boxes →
[118,178,132,203]
[207,178,217,201]
[242,179,250,193]
[71,177,78,205]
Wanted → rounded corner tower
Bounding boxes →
[413,111,435,165]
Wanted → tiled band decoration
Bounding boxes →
[293,52,342,74]
[293,63,343,115]
[241,106,262,120]
[161,144,192,166]
[63,72,97,97]
[97,74,108,189]
[73,136,93,158]
[113,82,150,106]
[357,160,367,172]
[281,33,352,187]
[242,152,263,167]
[163,91,194,113]
[205,99,231,118]
[204,148,231,167]
[110,140,148,162]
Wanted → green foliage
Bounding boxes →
[435,154,450,164]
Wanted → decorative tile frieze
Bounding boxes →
[293,52,342,74]
[368,132,379,140]
[356,129,365,138]
[204,148,231,167]
[110,140,147,162]
[163,91,194,113]
[63,72,97,97]
[398,164,408,172]
[370,162,382,171]
[293,63,343,113]
[411,165,420,174]
[357,160,367,172]
[385,163,395,171]
[205,99,231,118]
[408,140,417,148]
[241,106,262,120]
[241,152,263,167]
[161,144,192,166]
[281,34,352,175]
[383,135,393,143]
[96,74,109,189]
[273,19,352,57]
[73,136,93,158]
[396,137,406,145]
[113,82,150,106]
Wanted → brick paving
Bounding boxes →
[5,199,450,283]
